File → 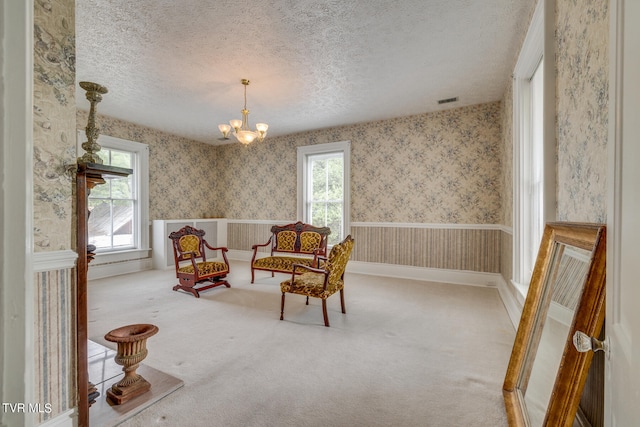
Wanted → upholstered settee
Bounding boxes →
[250,221,331,283]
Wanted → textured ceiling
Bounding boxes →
[75,0,532,145]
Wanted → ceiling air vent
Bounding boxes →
[437,97,458,105]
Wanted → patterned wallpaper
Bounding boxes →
[33,0,76,252]
[556,0,608,223]
[217,102,504,224]
[76,111,219,220]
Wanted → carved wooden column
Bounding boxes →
[76,163,131,427]
[75,80,133,426]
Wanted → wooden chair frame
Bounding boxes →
[169,225,230,298]
[280,235,354,327]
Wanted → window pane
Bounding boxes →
[311,158,327,200]
[110,150,133,169]
[307,154,345,242]
[525,58,545,278]
[89,179,111,198]
[327,157,343,199]
[96,149,109,165]
[300,143,349,248]
[309,202,333,232]
[112,199,134,248]
[110,176,133,199]
[88,199,112,249]
[88,148,135,250]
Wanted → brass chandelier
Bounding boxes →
[218,79,268,144]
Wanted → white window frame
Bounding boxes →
[77,132,150,264]
[512,0,555,292]
[297,141,351,245]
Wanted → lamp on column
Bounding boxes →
[219,79,268,144]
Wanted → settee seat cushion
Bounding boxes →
[252,256,315,273]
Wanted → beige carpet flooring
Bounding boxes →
[87,260,516,426]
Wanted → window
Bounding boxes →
[297,141,350,246]
[513,0,555,289]
[524,59,545,276]
[77,133,149,258]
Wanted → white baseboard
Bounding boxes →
[496,277,524,330]
[347,260,501,288]
[37,408,76,427]
[88,257,153,280]
[228,250,523,324]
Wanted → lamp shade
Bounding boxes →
[229,119,243,131]
[218,124,231,138]
[235,130,258,145]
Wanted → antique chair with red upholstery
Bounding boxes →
[168,225,230,298]
[279,235,354,327]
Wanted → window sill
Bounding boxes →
[92,248,151,265]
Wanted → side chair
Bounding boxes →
[279,235,354,327]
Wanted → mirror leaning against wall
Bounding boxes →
[503,222,606,427]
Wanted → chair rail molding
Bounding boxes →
[33,250,78,272]
[351,221,511,232]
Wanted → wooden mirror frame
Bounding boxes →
[503,222,606,426]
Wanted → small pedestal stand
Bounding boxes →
[104,324,159,405]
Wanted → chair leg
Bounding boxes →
[340,289,346,313]
[280,293,285,320]
[322,299,330,327]
[306,295,309,305]
[173,284,200,298]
